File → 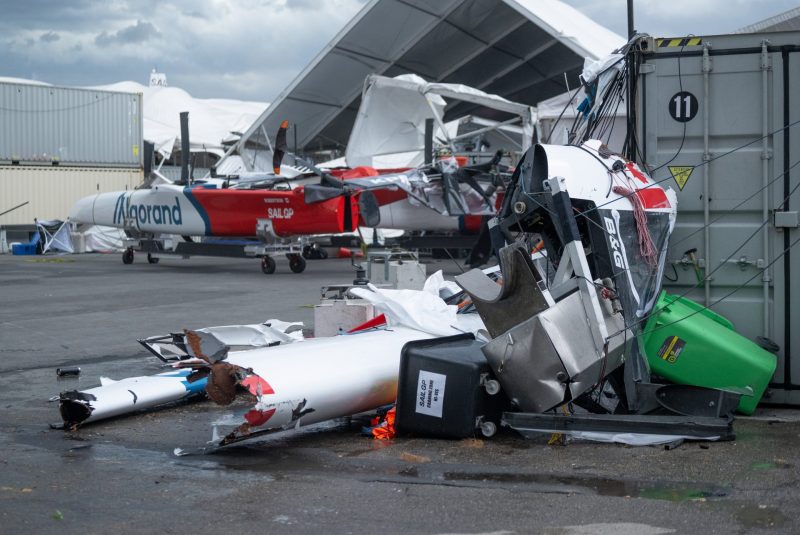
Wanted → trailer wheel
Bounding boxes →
[122,248,134,265]
[147,254,159,264]
[288,254,306,273]
[261,256,276,274]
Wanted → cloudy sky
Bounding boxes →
[2,0,797,102]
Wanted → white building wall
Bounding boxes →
[0,167,142,225]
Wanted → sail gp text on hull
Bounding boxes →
[267,207,294,219]
[264,197,294,220]
[113,193,183,228]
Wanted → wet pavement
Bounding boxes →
[1,253,799,534]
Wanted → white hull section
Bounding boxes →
[217,327,434,440]
[70,186,209,235]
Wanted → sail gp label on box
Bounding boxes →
[416,370,446,418]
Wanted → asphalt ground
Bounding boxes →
[1,252,799,534]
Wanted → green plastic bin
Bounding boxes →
[642,291,777,415]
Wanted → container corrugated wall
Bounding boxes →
[0,82,142,167]
[0,167,142,224]
[639,31,800,404]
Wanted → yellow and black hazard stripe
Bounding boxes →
[656,37,702,48]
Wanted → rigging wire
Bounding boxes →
[571,116,800,221]
[649,39,692,173]
[607,231,800,344]
[606,168,800,341]
[543,85,584,144]
[668,157,800,250]
[503,34,799,352]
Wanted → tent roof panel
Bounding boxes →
[335,1,453,61]
[288,50,385,107]
[229,0,624,167]
[396,23,486,79]
[446,0,523,35]
[440,46,522,89]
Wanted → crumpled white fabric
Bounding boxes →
[581,53,624,84]
[349,270,484,337]
[422,269,462,299]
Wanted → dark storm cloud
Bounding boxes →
[40,31,60,43]
[0,1,99,30]
[95,20,161,48]
[0,0,368,99]
[7,0,792,103]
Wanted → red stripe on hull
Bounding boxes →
[636,188,671,209]
[190,188,352,237]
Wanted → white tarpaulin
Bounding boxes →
[345,74,535,168]
[82,225,125,252]
[94,81,268,159]
[345,74,448,168]
[36,219,73,254]
[349,270,484,336]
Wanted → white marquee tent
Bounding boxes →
[225,0,624,171]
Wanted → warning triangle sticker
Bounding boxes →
[669,166,694,191]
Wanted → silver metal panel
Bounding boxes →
[774,48,800,388]
[544,292,628,399]
[482,313,568,412]
[0,82,143,167]
[639,31,800,394]
[481,289,627,412]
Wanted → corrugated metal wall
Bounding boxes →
[0,167,142,224]
[639,32,800,403]
[0,82,143,167]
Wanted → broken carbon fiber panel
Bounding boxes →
[454,242,551,338]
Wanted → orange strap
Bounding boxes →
[372,407,396,440]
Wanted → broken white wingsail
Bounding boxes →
[58,369,207,428]
[192,326,435,450]
[57,320,305,427]
[182,275,486,451]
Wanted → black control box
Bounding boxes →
[396,334,509,439]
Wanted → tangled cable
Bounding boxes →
[611,184,658,267]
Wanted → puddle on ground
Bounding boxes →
[735,505,786,528]
[636,487,715,502]
[441,471,728,501]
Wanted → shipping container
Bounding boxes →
[0,167,142,225]
[0,81,143,167]
[636,31,800,404]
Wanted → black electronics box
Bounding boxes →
[396,334,509,439]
